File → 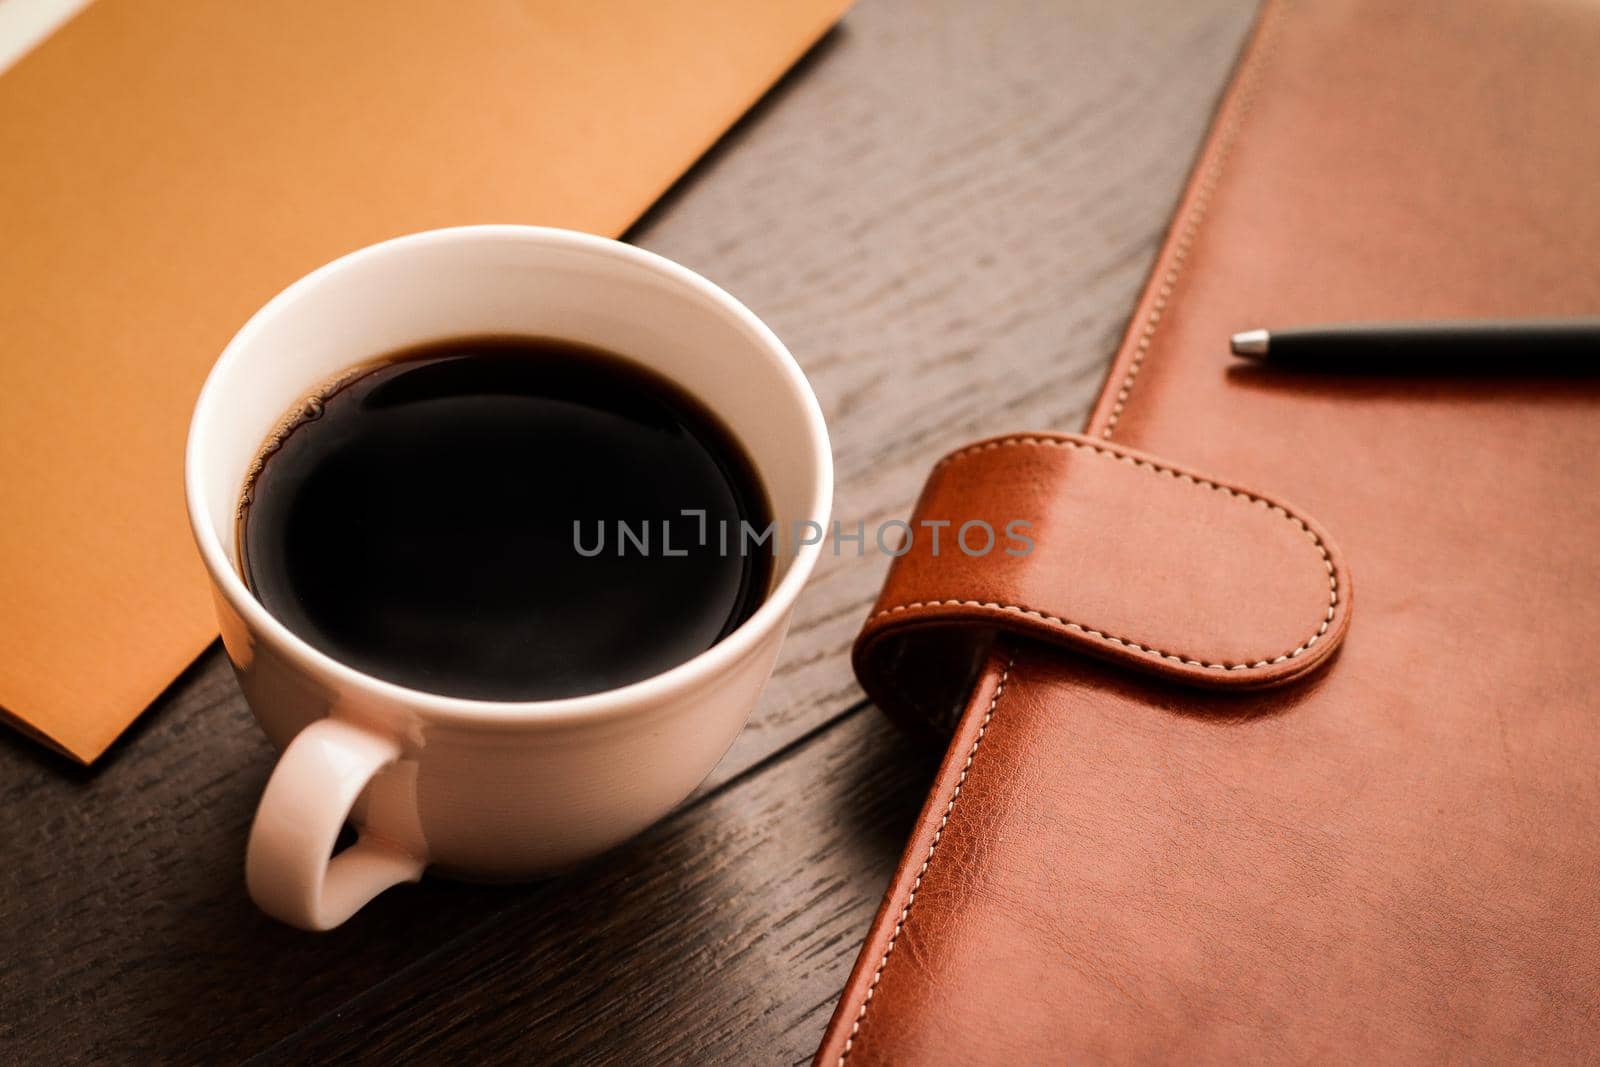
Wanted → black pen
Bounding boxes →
[1229,318,1600,369]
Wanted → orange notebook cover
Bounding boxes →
[0,0,847,763]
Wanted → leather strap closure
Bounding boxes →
[853,433,1353,736]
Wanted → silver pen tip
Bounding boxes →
[1230,329,1270,358]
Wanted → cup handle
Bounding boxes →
[246,717,426,931]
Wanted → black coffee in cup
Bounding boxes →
[238,335,773,701]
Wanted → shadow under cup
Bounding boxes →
[184,226,831,926]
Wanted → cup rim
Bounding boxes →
[184,224,833,730]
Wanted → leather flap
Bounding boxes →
[854,433,1352,734]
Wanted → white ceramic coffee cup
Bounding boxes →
[185,225,832,931]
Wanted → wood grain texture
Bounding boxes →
[0,0,1256,1062]
[255,709,942,1066]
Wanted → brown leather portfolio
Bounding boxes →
[818,0,1600,1062]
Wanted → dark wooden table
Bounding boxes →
[0,2,1256,1062]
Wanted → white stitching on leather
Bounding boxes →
[836,658,1014,1066]
[888,435,1339,671]
[1099,0,1286,440]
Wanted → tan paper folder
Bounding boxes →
[0,0,848,763]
